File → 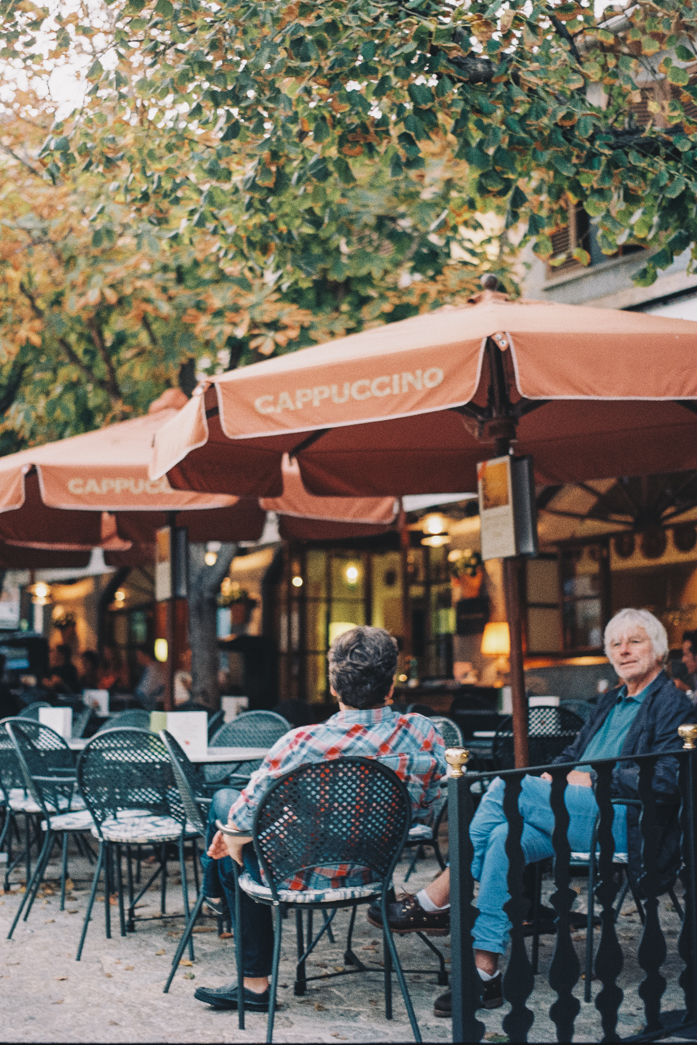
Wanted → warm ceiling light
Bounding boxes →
[114,589,126,603]
[204,551,218,566]
[481,622,511,657]
[291,575,303,588]
[421,534,451,548]
[31,582,51,603]
[422,513,448,536]
[346,565,359,583]
[154,638,168,663]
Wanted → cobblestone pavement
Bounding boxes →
[0,836,690,1043]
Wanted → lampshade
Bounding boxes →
[481,622,511,657]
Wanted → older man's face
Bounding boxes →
[606,625,659,683]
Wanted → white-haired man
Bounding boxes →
[370,608,694,1017]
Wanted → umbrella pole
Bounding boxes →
[503,556,528,768]
[165,511,177,712]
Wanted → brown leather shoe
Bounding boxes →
[367,892,450,936]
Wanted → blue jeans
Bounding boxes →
[200,788,274,978]
[470,775,628,954]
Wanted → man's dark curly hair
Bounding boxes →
[328,626,398,709]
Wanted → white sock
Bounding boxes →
[477,967,496,981]
[416,888,450,913]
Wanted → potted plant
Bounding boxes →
[218,580,256,625]
[450,550,484,600]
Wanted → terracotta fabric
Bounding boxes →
[0,544,91,569]
[150,293,697,496]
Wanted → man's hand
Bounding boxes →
[540,770,593,787]
[207,830,229,861]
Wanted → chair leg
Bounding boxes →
[381,900,422,1043]
[403,846,421,884]
[126,844,135,932]
[178,837,194,962]
[267,905,284,1045]
[613,873,630,922]
[323,908,335,944]
[163,890,206,994]
[294,909,306,996]
[160,843,167,915]
[8,829,53,938]
[191,839,200,895]
[60,833,69,911]
[115,846,126,938]
[104,843,112,940]
[344,904,366,970]
[415,931,449,986]
[76,841,105,961]
[669,887,684,920]
[383,925,393,1020]
[432,836,446,872]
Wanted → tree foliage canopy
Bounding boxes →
[0,0,696,440]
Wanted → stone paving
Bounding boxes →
[0,835,690,1043]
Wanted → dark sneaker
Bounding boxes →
[367,892,450,936]
[433,973,503,1018]
[193,982,273,1011]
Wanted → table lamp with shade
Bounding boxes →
[481,621,510,687]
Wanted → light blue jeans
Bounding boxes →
[470,775,628,954]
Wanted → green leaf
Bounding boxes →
[361,41,376,60]
[334,156,356,185]
[551,154,576,177]
[667,66,689,87]
[86,60,103,82]
[154,0,174,16]
[666,176,686,198]
[675,45,695,63]
[632,263,657,287]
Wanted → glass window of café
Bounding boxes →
[273,538,458,705]
[524,540,611,655]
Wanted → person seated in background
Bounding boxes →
[97,646,120,691]
[42,644,79,696]
[681,630,697,695]
[174,648,193,706]
[193,625,447,1014]
[133,644,166,710]
[371,607,694,1018]
[0,653,21,719]
[79,650,100,691]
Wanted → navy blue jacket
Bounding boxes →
[552,670,694,894]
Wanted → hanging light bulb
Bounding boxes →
[345,564,359,584]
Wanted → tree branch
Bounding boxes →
[0,356,28,416]
[0,143,45,180]
[142,312,158,348]
[545,8,583,65]
[87,317,122,401]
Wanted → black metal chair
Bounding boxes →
[71,708,92,739]
[204,710,290,790]
[492,706,584,770]
[95,709,151,732]
[74,728,198,960]
[207,709,224,741]
[232,756,421,1042]
[159,729,215,991]
[559,699,595,723]
[0,717,44,891]
[6,720,94,938]
[402,716,461,883]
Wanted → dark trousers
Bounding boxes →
[200,788,274,978]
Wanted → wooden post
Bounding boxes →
[504,555,528,768]
[400,524,412,660]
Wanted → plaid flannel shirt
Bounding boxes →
[226,705,447,891]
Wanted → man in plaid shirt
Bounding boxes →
[194,625,447,1014]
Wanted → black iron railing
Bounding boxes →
[447,723,697,1043]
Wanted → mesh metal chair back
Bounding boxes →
[207,710,224,741]
[431,715,464,749]
[96,709,151,733]
[18,702,52,720]
[72,708,92,738]
[6,721,77,817]
[205,710,290,784]
[77,728,184,832]
[252,757,411,900]
[560,699,594,722]
[0,718,31,794]
[160,731,208,836]
[493,706,584,770]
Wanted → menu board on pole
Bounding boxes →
[478,456,517,561]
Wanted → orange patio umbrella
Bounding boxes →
[150,289,697,765]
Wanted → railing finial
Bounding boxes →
[446,747,470,777]
[678,724,697,749]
